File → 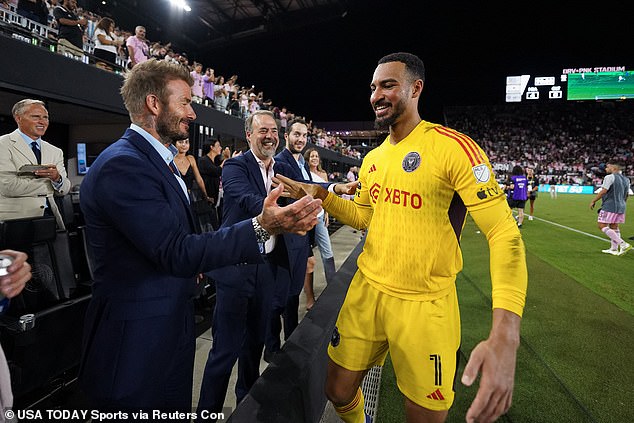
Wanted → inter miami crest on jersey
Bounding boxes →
[402,152,421,172]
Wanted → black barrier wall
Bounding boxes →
[228,241,364,423]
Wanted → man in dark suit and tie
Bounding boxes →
[78,60,321,415]
[196,110,306,420]
[0,99,72,230]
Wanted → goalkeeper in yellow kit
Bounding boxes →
[275,52,527,423]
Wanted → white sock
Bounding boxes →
[602,227,623,248]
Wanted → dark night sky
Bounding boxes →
[105,0,633,124]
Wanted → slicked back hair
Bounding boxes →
[12,99,46,117]
[245,110,275,134]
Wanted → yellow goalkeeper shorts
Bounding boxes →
[328,271,461,410]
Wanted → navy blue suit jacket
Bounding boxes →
[78,128,261,410]
[209,150,299,283]
[273,148,313,295]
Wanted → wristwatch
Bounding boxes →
[252,216,271,243]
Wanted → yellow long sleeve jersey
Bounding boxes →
[324,121,527,316]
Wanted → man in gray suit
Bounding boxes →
[0,99,71,229]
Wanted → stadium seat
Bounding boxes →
[0,215,91,404]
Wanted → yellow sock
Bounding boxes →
[334,387,366,423]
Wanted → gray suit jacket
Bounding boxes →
[0,129,71,229]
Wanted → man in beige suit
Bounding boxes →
[0,99,71,229]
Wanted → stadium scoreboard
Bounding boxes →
[505,66,634,102]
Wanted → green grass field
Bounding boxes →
[376,194,634,422]
[567,72,634,100]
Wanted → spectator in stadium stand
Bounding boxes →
[279,106,288,135]
[227,91,241,117]
[202,67,215,107]
[53,0,87,57]
[0,250,31,419]
[17,0,48,25]
[261,98,273,111]
[226,74,238,99]
[198,140,223,229]
[445,102,634,184]
[190,62,204,104]
[0,99,72,230]
[178,53,189,68]
[151,44,167,60]
[526,167,540,220]
[126,25,149,69]
[78,61,321,415]
[173,137,210,204]
[590,161,632,256]
[248,93,260,115]
[92,17,123,71]
[214,76,228,112]
[274,52,527,423]
[238,89,249,116]
[44,1,57,26]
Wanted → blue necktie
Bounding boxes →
[31,141,41,164]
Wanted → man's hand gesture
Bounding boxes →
[257,183,322,236]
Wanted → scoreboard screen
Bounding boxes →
[505,74,565,102]
[567,71,634,100]
[505,65,632,102]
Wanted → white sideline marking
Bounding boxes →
[531,216,609,242]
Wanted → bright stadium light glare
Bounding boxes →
[169,0,191,12]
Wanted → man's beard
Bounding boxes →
[157,110,189,144]
[374,99,406,130]
[289,143,305,154]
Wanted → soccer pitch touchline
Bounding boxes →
[532,216,609,242]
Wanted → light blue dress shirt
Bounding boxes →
[129,124,189,202]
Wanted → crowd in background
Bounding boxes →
[3,3,630,168]
[0,0,363,160]
[445,101,634,186]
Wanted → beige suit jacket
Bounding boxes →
[0,129,72,229]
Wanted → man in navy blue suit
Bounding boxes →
[196,110,307,420]
[265,118,313,360]
[79,61,321,415]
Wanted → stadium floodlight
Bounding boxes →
[169,0,192,12]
